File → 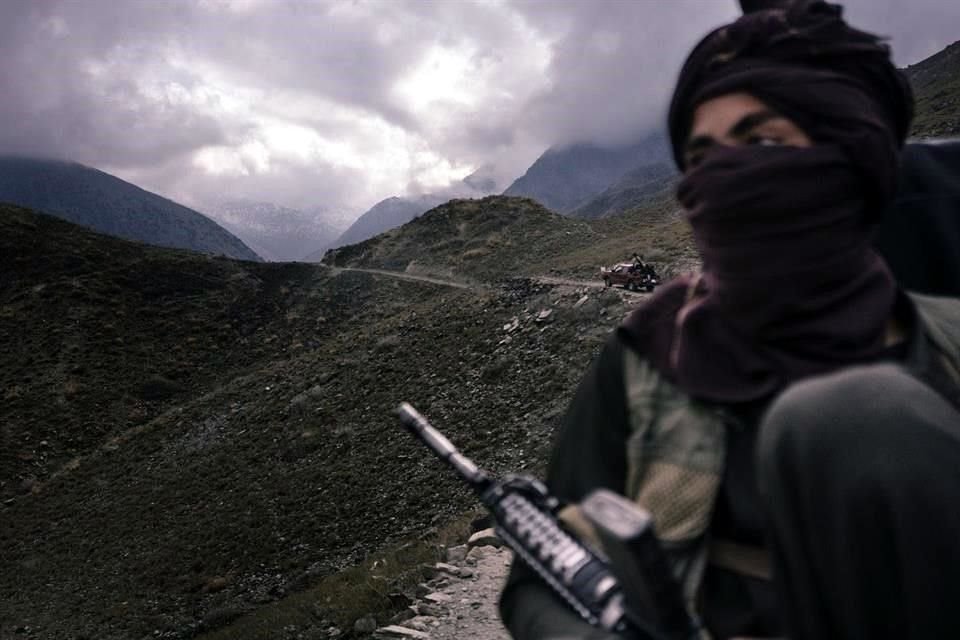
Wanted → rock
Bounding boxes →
[433,562,461,577]
[535,309,553,323]
[419,564,439,580]
[198,606,246,631]
[415,603,446,617]
[404,616,438,632]
[201,575,230,593]
[444,544,468,564]
[389,609,415,624]
[18,478,36,494]
[373,625,431,639]
[470,514,494,532]
[426,576,450,589]
[574,295,590,308]
[423,592,452,603]
[388,592,413,608]
[465,546,487,562]
[467,528,502,548]
[354,615,378,633]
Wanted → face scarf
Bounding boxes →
[620,0,913,403]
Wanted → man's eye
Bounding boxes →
[746,135,783,147]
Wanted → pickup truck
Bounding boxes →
[600,262,660,292]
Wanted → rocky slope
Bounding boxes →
[323,196,600,282]
[502,136,669,214]
[1,202,652,640]
[569,162,678,219]
[0,156,260,261]
[905,40,960,139]
[325,194,697,284]
[321,194,451,254]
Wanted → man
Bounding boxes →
[499,2,960,639]
[877,140,960,297]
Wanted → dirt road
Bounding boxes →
[326,265,647,296]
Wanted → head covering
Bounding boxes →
[620,0,914,403]
[669,0,913,212]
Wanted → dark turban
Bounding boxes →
[668,0,913,213]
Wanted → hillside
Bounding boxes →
[569,162,678,219]
[325,194,698,284]
[315,194,450,256]
[1,203,638,639]
[0,156,260,261]
[324,196,601,282]
[203,200,342,262]
[502,135,670,214]
[904,40,960,139]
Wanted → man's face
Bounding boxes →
[683,92,813,170]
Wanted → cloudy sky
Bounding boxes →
[1,0,957,219]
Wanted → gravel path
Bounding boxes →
[327,265,649,298]
[375,545,514,640]
[331,266,477,290]
[427,547,513,640]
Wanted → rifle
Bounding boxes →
[395,402,699,640]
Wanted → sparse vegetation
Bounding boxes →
[1,204,638,639]
[905,40,960,138]
[324,194,697,284]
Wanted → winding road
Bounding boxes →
[324,265,645,295]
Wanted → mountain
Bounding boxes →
[303,165,503,260]
[461,163,500,192]
[307,193,450,258]
[569,162,678,219]
[203,199,343,262]
[904,40,960,139]
[0,156,260,261]
[1,201,643,638]
[502,134,670,213]
[324,195,599,282]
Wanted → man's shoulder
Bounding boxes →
[909,291,960,361]
[909,291,960,322]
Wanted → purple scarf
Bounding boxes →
[622,145,897,402]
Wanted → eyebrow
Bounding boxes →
[728,109,781,139]
[683,109,783,159]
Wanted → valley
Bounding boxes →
[0,201,663,640]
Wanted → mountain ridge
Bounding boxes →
[904,40,960,139]
[203,199,342,262]
[0,155,261,261]
[502,134,670,214]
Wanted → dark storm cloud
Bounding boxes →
[0,1,228,167]
[509,1,736,148]
[841,0,960,66]
[508,0,959,150]
[0,0,956,214]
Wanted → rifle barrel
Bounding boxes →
[396,402,491,489]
